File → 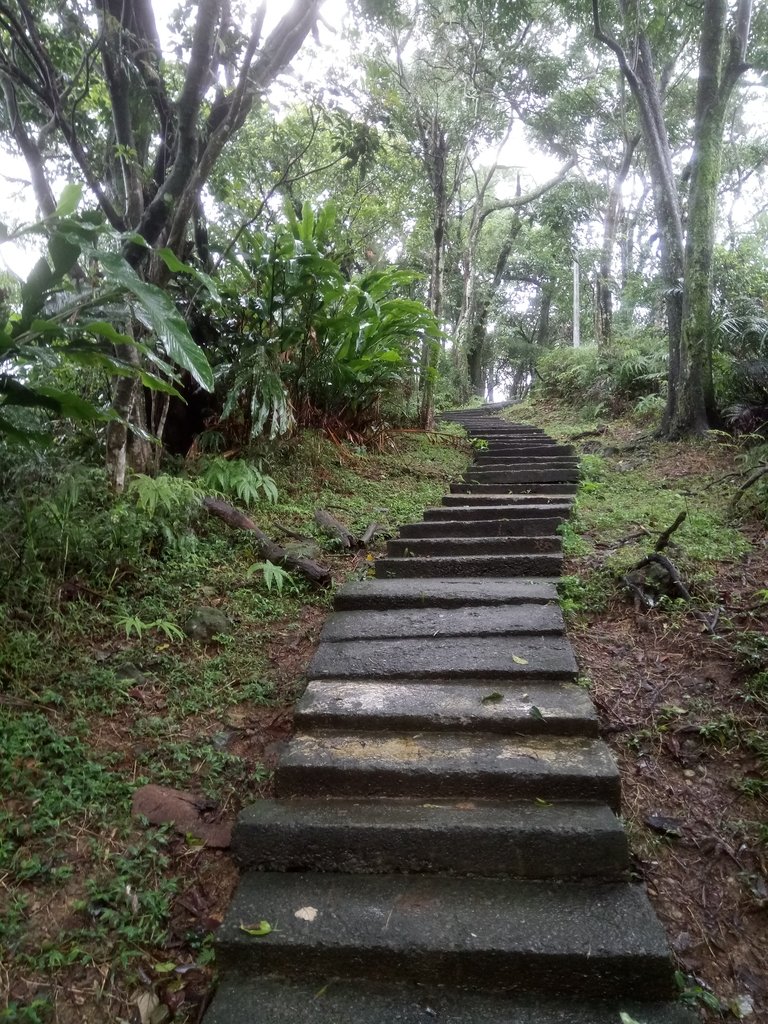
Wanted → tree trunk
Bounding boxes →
[596,133,640,348]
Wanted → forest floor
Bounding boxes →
[3,408,766,1024]
[0,429,469,1024]
[507,400,768,1023]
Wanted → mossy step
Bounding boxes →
[308,633,577,681]
[386,536,561,558]
[321,603,563,641]
[295,679,593,735]
[450,482,578,495]
[276,731,619,806]
[333,579,559,610]
[231,797,628,878]
[215,873,672,997]
[400,516,566,537]
[374,552,563,578]
[206,978,695,1024]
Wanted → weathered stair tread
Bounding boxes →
[206,978,694,1024]
[374,553,563,578]
[320,603,564,641]
[399,517,566,538]
[231,797,628,877]
[309,634,577,680]
[334,578,559,610]
[426,503,570,520]
[440,494,573,507]
[386,536,561,557]
[276,731,620,806]
[295,680,594,735]
[453,483,579,495]
[215,873,672,997]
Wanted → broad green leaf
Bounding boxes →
[55,183,83,218]
[239,920,272,937]
[481,692,504,705]
[157,247,221,302]
[153,962,177,974]
[94,250,213,391]
[529,706,545,721]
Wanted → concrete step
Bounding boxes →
[476,444,575,457]
[427,501,570,519]
[206,978,695,1024]
[385,536,561,558]
[463,469,580,483]
[295,679,594,735]
[400,516,566,537]
[334,579,559,610]
[320,603,564,641]
[472,458,579,468]
[215,873,672,997]
[374,552,563,578]
[440,493,573,507]
[450,482,578,495]
[276,732,619,805]
[231,797,628,878]
[308,634,577,681]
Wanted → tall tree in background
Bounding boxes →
[593,0,755,437]
[0,0,320,486]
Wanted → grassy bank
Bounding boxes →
[0,429,469,1024]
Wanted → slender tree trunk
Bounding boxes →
[596,133,640,348]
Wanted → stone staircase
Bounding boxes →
[206,408,693,1024]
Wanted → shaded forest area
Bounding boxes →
[0,0,767,1021]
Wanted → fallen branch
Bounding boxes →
[314,508,361,549]
[654,510,687,551]
[361,521,385,547]
[203,497,332,587]
[633,553,692,601]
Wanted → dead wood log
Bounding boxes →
[361,521,385,547]
[203,497,332,587]
[314,508,361,549]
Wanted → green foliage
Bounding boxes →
[246,560,295,593]
[213,202,439,438]
[0,190,213,443]
[199,457,278,505]
[535,338,667,414]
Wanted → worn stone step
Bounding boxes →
[276,732,618,805]
[374,552,563,578]
[463,469,580,484]
[427,501,570,519]
[231,797,628,878]
[206,978,694,1024]
[476,444,575,456]
[400,516,566,537]
[441,493,573,507]
[320,603,563,642]
[472,458,579,468]
[295,680,593,735]
[215,873,672,997]
[450,482,578,495]
[334,579,559,610]
[309,634,577,681]
[386,536,561,558]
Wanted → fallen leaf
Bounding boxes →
[134,990,160,1024]
[153,962,177,974]
[529,706,545,721]
[481,692,504,704]
[239,920,272,936]
[535,798,553,807]
[512,655,529,665]
[294,906,318,922]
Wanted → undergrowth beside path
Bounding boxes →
[508,401,768,1022]
[0,430,469,1024]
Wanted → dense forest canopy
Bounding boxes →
[0,0,766,469]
